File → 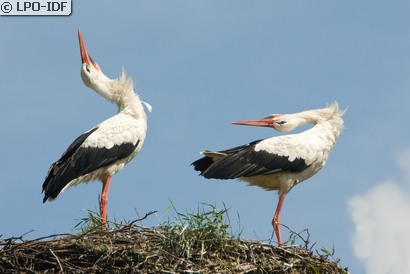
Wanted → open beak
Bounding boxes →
[78,28,100,71]
[231,115,276,128]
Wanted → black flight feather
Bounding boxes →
[192,139,309,180]
[42,127,139,203]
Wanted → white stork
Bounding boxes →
[192,103,344,245]
[42,29,150,228]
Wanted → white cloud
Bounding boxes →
[348,148,410,274]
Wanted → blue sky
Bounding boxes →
[1,1,410,273]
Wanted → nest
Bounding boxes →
[0,224,347,273]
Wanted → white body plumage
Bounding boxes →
[58,89,148,196]
[42,29,149,216]
[240,104,344,193]
[192,103,344,245]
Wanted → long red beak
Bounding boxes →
[78,28,91,64]
[231,115,276,128]
[78,28,100,71]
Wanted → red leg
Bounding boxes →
[99,175,112,230]
[272,192,287,246]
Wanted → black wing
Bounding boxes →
[192,140,309,179]
[192,140,261,174]
[42,127,139,202]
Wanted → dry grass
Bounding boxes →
[0,205,348,273]
[0,228,347,273]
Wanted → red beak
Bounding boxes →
[231,115,276,128]
[78,28,90,64]
[78,28,100,71]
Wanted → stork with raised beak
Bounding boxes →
[42,29,151,229]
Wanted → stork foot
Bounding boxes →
[272,218,283,246]
[272,191,287,246]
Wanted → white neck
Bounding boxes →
[86,69,146,120]
[297,103,345,144]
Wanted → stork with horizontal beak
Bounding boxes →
[192,103,344,245]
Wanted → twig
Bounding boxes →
[32,233,73,242]
[280,223,311,249]
[49,248,63,272]
[127,210,158,227]
[0,230,36,249]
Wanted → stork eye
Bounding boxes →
[86,65,90,73]
[277,121,286,125]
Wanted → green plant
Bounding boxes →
[161,202,242,259]
[317,245,339,263]
[73,209,127,233]
[74,208,158,234]
[74,209,105,233]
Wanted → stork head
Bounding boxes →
[78,28,101,83]
[78,28,120,102]
[231,114,300,132]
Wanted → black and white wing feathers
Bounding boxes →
[42,126,139,202]
[192,139,309,180]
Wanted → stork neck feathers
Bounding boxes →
[295,103,343,125]
[109,70,144,116]
[82,67,146,119]
[276,103,345,139]
[293,103,345,141]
